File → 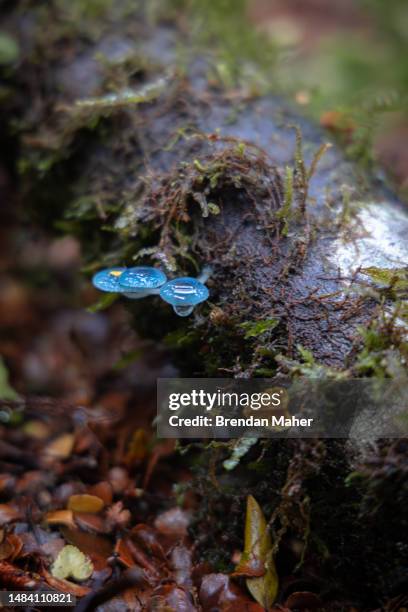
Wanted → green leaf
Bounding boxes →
[361,267,408,291]
[207,202,221,215]
[235,495,278,608]
[193,159,206,172]
[86,292,119,313]
[0,357,19,401]
[51,545,93,582]
[113,348,143,370]
[164,329,199,348]
[0,33,19,65]
[297,345,315,365]
[236,142,246,156]
[240,319,279,339]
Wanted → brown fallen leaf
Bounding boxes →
[106,501,131,530]
[45,509,76,529]
[125,538,162,579]
[0,533,23,562]
[170,544,193,588]
[16,470,47,494]
[114,538,135,569]
[131,524,166,560]
[22,419,50,440]
[0,503,21,526]
[108,466,129,494]
[19,528,65,561]
[41,537,66,561]
[43,567,91,597]
[0,559,40,589]
[88,481,113,505]
[199,573,264,611]
[154,507,190,537]
[320,110,356,138]
[67,494,104,513]
[73,430,95,454]
[74,512,107,534]
[8,534,24,562]
[60,526,113,560]
[150,584,196,611]
[143,439,175,489]
[126,428,149,463]
[0,474,16,493]
[43,433,75,460]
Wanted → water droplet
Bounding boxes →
[173,305,195,317]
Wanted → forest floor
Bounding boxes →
[0,154,275,610]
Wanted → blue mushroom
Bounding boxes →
[92,267,127,293]
[159,277,209,316]
[118,266,167,299]
[92,265,211,317]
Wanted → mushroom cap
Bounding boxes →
[118,266,167,291]
[159,277,209,306]
[92,267,127,292]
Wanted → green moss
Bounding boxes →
[361,266,408,296]
[177,0,277,90]
[276,166,293,236]
[0,32,20,65]
[164,328,201,349]
[54,0,115,20]
[70,73,170,114]
[0,357,20,401]
[86,292,119,313]
[276,345,348,379]
[352,299,407,377]
[109,138,284,275]
[240,318,279,339]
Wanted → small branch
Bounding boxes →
[74,569,147,612]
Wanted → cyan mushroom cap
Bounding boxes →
[118,266,167,291]
[159,277,209,306]
[92,268,127,292]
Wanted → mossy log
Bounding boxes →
[3,2,408,606]
[5,3,408,376]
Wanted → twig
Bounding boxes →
[74,569,146,612]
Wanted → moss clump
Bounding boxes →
[115,137,284,273]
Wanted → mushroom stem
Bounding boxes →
[123,287,162,299]
[197,266,212,284]
[123,291,152,299]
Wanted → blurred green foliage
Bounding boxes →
[0,357,19,401]
[173,0,407,172]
